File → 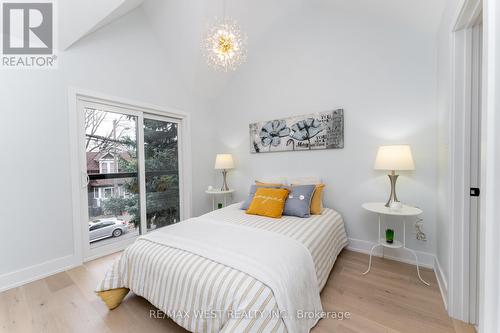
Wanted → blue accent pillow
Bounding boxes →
[241,185,281,210]
[283,185,316,218]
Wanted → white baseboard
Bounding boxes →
[347,237,435,268]
[434,256,449,310]
[0,254,79,293]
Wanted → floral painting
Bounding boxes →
[249,109,344,153]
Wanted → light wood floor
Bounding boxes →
[0,250,475,333]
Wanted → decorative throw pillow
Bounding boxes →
[283,185,316,218]
[246,188,289,218]
[241,184,282,210]
[290,180,326,215]
[255,180,285,187]
[310,184,326,215]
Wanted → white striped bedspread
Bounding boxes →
[97,203,348,333]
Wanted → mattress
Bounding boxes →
[97,203,348,333]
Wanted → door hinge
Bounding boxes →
[470,187,480,197]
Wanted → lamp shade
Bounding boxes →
[214,154,235,170]
[374,145,415,171]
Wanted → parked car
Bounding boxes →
[89,218,128,242]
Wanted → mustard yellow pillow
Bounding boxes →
[310,184,325,215]
[246,188,289,218]
[255,180,284,187]
[97,287,129,310]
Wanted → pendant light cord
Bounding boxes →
[223,0,227,21]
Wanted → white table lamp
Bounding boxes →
[215,154,235,191]
[374,145,415,207]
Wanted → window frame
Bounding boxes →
[68,88,192,263]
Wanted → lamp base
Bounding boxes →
[220,169,229,191]
[385,171,400,208]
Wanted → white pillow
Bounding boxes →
[289,177,322,185]
[255,177,288,185]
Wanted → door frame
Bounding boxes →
[68,87,192,262]
[448,0,483,323]
[479,1,500,331]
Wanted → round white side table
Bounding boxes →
[205,189,235,211]
[361,202,429,286]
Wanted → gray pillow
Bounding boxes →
[283,185,316,218]
[241,184,281,210]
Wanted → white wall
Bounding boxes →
[0,0,452,294]
[212,0,445,260]
[0,8,215,287]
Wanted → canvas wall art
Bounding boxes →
[249,109,344,153]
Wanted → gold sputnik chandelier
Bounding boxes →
[202,1,247,72]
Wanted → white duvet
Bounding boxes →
[144,216,323,333]
[97,204,348,333]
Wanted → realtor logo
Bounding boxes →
[1,1,57,68]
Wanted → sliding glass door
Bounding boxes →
[84,107,141,249]
[144,117,180,231]
[78,99,184,259]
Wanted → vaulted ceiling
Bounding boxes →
[62,0,447,102]
[60,0,145,50]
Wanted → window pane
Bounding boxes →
[85,108,141,247]
[144,118,180,231]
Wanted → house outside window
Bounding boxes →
[87,151,132,211]
[99,159,116,174]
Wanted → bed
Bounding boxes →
[96,203,348,333]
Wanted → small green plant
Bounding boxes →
[386,229,394,244]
